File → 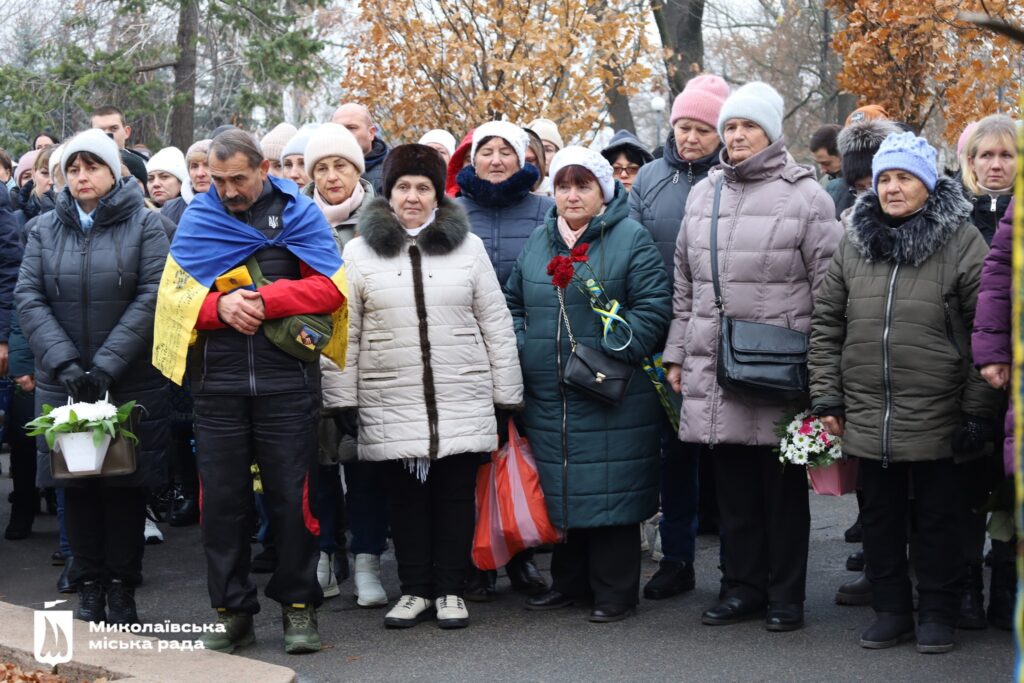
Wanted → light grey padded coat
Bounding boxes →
[322,197,524,461]
[663,139,842,446]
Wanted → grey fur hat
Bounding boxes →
[838,119,901,184]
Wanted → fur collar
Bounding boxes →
[357,196,469,257]
[456,164,539,207]
[846,176,972,266]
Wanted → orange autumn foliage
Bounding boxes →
[341,0,651,143]
[827,0,1024,143]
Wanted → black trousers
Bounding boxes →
[859,456,963,625]
[550,524,641,608]
[194,391,322,613]
[65,484,147,586]
[713,444,809,604]
[7,389,38,521]
[383,452,478,598]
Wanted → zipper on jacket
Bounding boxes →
[687,164,694,184]
[991,196,998,212]
[671,170,679,185]
[81,232,92,366]
[943,298,962,356]
[880,264,900,468]
[247,335,257,396]
[556,298,569,531]
[200,337,208,391]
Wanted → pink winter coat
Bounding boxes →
[663,139,842,446]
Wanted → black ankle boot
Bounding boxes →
[76,581,106,623]
[106,580,139,626]
[835,571,871,606]
[465,568,497,602]
[957,563,986,630]
[988,561,1016,630]
[168,496,199,527]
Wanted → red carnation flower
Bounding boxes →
[571,243,590,263]
[547,255,566,276]
[551,258,575,288]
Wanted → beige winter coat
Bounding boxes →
[323,197,524,461]
[663,139,842,446]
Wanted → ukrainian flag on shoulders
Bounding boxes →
[153,176,348,385]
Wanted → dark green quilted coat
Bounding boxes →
[505,184,671,529]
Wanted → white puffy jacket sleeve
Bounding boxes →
[469,240,524,409]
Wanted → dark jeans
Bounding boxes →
[65,484,147,586]
[658,431,699,563]
[713,444,809,605]
[551,524,641,608]
[345,460,389,556]
[859,456,963,625]
[194,391,322,613]
[383,453,478,598]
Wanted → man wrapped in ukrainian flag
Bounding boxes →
[152,129,347,655]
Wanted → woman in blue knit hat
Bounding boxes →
[809,131,1001,654]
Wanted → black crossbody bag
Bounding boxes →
[558,287,635,405]
[709,176,809,400]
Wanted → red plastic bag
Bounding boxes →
[472,420,561,570]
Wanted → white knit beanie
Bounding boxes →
[62,129,122,183]
[418,129,457,158]
[260,123,297,162]
[548,145,616,203]
[471,121,529,169]
[717,81,785,143]
[147,146,194,203]
[281,123,320,162]
[528,118,565,150]
[48,144,65,179]
[304,122,365,177]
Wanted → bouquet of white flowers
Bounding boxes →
[775,410,842,468]
[26,399,137,450]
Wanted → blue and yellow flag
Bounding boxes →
[153,176,348,384]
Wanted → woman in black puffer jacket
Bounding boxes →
[15,129,170,627]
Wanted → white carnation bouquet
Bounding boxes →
[26,399,138,449]
[774,410,842,468]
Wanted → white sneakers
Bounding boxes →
[353,554,388,607]
[384,595,433,628]
[144,508,164,545]
[435,595,469,629]
[318,552,340,598]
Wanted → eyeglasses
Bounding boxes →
[613,164,641,177]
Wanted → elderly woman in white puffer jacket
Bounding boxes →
[323,144,524,631]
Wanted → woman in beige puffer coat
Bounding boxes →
[662,82,842,631]
[323,144,523,631]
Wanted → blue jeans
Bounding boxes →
[56,488,71,557]
[344,461,389,556]
[316,464,342,555]
[657,426,699,564]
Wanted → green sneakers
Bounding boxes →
[200,609,255,653]
[282,603,321,654]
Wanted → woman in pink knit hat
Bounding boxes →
[626,73,728,604]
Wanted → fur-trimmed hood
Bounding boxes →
[357,196,470,258]
[846,176,973,267]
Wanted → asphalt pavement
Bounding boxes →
[0,455,1014,683]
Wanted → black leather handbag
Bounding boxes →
[708,177,809,400]
[558,288,634,405]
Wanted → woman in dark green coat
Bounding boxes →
[505,146,671,622]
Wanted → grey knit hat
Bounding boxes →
[717,81,785,143]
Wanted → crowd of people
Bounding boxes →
[0,76,1017,658]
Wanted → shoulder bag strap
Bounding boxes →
[708,176,726,313]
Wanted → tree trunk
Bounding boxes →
[170,0,199,150]
[605,79,636,134]
[651,0,705,98]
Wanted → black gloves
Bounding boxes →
[83,368,113,403]
[57,362,89,401]
[333,408,359,438]
[952,414,994,455]
[496,408,511,446]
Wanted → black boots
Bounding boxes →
[168,496,199,527]
[835,571,871,606]
[464,568,498,602]
[859,612,914,649]
[506,554,549,596]
[957,563,987,630]
[75,581,106,623]
[106,580,140,625]
[988,560,1017,630]
[643,560,696,600]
